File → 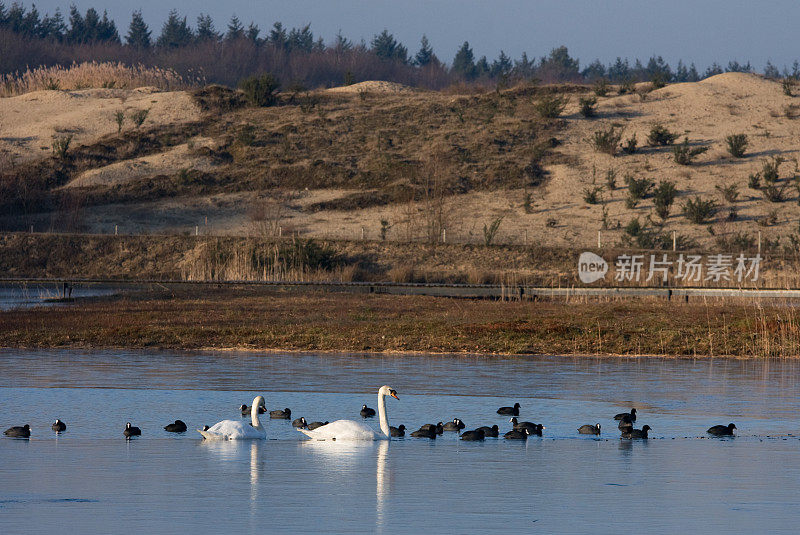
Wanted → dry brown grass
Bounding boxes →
[1,287,799,357]
[0,62,201,97]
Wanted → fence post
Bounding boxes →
[672,231,676,251]
[195,225,198,236]
[361,227,365,240]
[442,229,446,243]
[115,225,118,236]
[758,231,762,254]
[524,229,528,245]
[597,230,601,248]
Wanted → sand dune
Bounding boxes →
[0,87,200,163]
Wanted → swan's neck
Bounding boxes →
[377,391,390,437]
[251,406,262,430]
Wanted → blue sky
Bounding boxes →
[25,0,800,70]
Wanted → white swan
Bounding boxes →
[198,395,266,440]
[298,385,398,441]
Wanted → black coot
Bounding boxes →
[410,427,437,439]
[270,408,292,419]
[443,418,465,431]
[578,424,601,435]
[476,425,499,437]
[52,420,67,432]
[503,428,530,440]
[420,422,444,435]
[241,404,267,416]
[4,424,30,438]
[389,425,406,437]
[497,403,521,416]
[360,405,376,418]
[707,423,736,436]
[307,421,328,430]
[614,408,637,422]
[164,420,187,433]
[460,429,485,441]
[292,417,308,428]
[511,418,544,435]
[123,422,141,438]
[621,425,651,439]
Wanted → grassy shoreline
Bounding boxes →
[1,287,798,358]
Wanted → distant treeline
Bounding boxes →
[1,2,798,89]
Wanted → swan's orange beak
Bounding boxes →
[389,391,399,400]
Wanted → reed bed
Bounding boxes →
[0,61,202,97]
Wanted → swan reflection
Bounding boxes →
[199,439,263,504]
[301,438,391,532]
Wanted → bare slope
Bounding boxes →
[3,75,800,251]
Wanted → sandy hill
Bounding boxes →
[2,74,799,253]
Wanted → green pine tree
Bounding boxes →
[126,10,151,48]
[452,41,476,79]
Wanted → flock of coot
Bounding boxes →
[2,397,738,441]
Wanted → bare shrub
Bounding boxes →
[250,192,290,237]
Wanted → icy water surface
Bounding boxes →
[1,350,799,533]
[0,284,120,311]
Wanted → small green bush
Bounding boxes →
[624,174,654,200]
[673,137,709,165]
[725,133,748,158]
[130,108,149,128]
[653,180,677,219]
[483,216,504,245]
[621,134,638,154]
[534,94,569,118]
[579,96,597,118]
[762,183,788,202]
[590,126,622,156]
[715,183,740,203]
[239,73,281,107]
[113,110,125,133]
[51,134,72,159]
[624,217,643,238]
[782,78,794,97]
[594,79,610,97]
[647,123,679,146]
[761,156,783,183]
[682,196,717,224]
[619,79,635,95]
[605,169,617,190]
[583,185,603,204]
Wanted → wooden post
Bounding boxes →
[278,226,282,237]
[114,225,118,236]
[672,231,676,251]
[442,229,446,243]
[30,225,33,233]
[195,225,199,236]
[758,231,762,253]
[361,227,365,240]
[524,229,528,245]
[597,230,601,248]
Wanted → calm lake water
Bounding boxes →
[0,284,120,311]
[1,349,799,533]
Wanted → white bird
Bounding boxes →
[298,385,398,441]
[198,395,267,440]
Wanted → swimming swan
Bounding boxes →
[199,396,267,440]
[298,386,398,441]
